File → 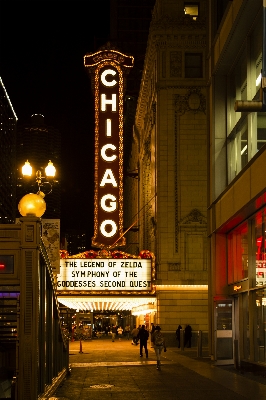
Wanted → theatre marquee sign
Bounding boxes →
[57,258,152,292]
[84,48,134,249]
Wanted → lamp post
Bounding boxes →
[18,160,57,218]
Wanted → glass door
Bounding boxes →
[215,300,234,365]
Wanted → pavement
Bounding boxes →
[48,335,266,400]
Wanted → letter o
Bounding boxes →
[100,220,117,237]
[101,194,117,212]
[101,69,117,87]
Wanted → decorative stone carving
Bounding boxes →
[170,51,182,77]
[175,87,206,115]
[180,209,207,225]
[168,263,181,271]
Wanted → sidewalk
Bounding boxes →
[48,336,266,400]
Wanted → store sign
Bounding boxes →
[57,258,152,291]
[84,49,134,249]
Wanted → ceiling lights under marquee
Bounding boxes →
[57,296,156,312]
[155,285,208,291]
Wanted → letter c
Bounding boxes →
[101,144,117,162]
[101,69,117,87]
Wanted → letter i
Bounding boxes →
[106,119,111,136]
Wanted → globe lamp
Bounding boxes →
[18,192,46,218]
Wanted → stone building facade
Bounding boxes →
[124,0,208,336]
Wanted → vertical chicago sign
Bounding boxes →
[84,48,134,249]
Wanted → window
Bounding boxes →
[184,2,199,20]
[227,222,248,283]
[226,14,265,184]
[255,210,266,287]
[0,255,14,274]
[185,53,202,78]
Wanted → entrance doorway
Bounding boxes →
[214,299,233,365]
[93,310,133,338]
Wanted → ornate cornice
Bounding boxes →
[154,33,207,49]
[150,15,207,31]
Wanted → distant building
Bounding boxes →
[0,76,17,224]
[16,114,61,219]
[63,230,87,256]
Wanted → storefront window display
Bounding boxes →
[227,209,266,364]
[255,289,266,363]
[255,209,266,287]
[227,222,248,284]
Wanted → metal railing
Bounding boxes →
[0,219,69,400]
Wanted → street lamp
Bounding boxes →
[18,160,57,218]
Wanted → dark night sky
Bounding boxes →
[0,1,111,240]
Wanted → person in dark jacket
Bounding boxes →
[184,324,192,348]
[138,325,149,358]
[176,325,182,348]
[111,325,117,342]
[131,325,139,345]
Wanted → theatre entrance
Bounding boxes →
[58,295,156,340]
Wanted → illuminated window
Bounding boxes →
[185,53,202,78]
[0,255,14,274]
[227,222,248,283]
[184,2,199,20]
[255,210,266,287]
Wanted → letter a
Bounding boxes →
[100,169,118,187]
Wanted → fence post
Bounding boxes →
[197,330,202,357]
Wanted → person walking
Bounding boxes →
[138,325,149,358]
[124,325,130,340]
[131,325,139,345]
[176,324,182,348]
[151,325,166,370]
[184,324,192,348]
[117,326,123,341]
[150,323,156,348]
[111,325,117,342]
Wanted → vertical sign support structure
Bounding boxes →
[84,46,134,249]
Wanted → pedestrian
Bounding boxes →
[131,325,139,345]
[176,324,182,348]
[117,326,123,341]
[151,325,166,370]
[111,325,117,342]
[124,324,130,340]
[184,324,192,348]
[138,325,149,358]
[150,323,156,348]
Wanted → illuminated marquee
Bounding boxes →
[84,49,134,249]
[57,258,152,292]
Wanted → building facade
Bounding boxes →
[125,0,208,337]
[0,77,17,224]
[208,0,266,365]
